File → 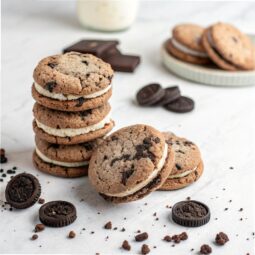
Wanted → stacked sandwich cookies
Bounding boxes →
[32,52,114,178]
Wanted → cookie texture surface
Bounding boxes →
[33,52,114,95]
[33,151,88,177]
[33,119,114,145]
[32,84,112,112]
[88,125,175,203]
[33,102,111,129]
[159,132,203,190]
[202,23,255,70]
[35,136,101,162]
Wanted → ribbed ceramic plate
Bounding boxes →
[161,35,255,86]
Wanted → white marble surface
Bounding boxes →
[1,0,255,254]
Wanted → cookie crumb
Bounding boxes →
[200,244,212,254]
[68,231,76,239]
[120,227,126,232]
[215,232,229,245]
[135,232,148,242]
[31,234,38,240]
[35,224,45,232]
[163,235,171,242]
[104,221,112,230]
[122,240,131,251]
[239,208,243,212]
[141,244,150,254]
[38,198,45,204]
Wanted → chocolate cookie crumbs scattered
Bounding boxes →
[163,235,171,242]
[135,232,148,242]
[121,228,126,232]
[141,244,150,254]
[31,234,38,240]
[104,221,112,230]
[68,231,76,239]
[239,208,243,212]
[200,244,212,254]
[215,232,229,245]
[35,224,45,232]
[122,240,131,251]
[38,198,45,204]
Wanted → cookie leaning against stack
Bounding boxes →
[32,52,115,178]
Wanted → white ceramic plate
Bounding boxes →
[161,35,255,86]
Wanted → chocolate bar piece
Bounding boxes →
[63,40,119,58]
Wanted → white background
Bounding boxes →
[1,0,255,254]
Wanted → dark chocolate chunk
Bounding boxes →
[5,173,41,209]
[68,230,76,238]
[35,223,45,232]
[39,201,77,227]
[38,198,45,204]
[200,244,212,254]
[156,86,181,105]
[163,235,171,242]
[164,96,194,113]
[136,83,165,106]
[122,240,131,251]
[135,232,148,242]
[45,81,57,93]
[104,221,112,230]
[76,97,85,107]
[104,54,140,72]
[63,40,119,58]
[141,244,150,254]
[172,200,210,227]
[31,234,38,241]
[121,167,134,185]
[215,232,229,245]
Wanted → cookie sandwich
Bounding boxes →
[33,137,101,177]
[159,132,203,190]
[32,52,113,112]
[88,125,175,203]
[166,24,210,65]
[202,22,255,71]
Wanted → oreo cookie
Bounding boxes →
[39,201,77,227]
[156,86,181,105]
[5,173,41,209]
[172,200,210,227]
[164,96,194,113]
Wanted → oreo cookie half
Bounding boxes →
[39,201,77,227]
[172,200,210,227]
[5,173,41,209]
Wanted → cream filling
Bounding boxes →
[171,38,208,58]
[34,82,111,101]
[35,146,89,167]
[35,112,111,137]
[104,143,168,198]
[168,166,197,179]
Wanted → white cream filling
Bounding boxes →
[168,166,197,179]
[34,82,111,101]
[35,146,89,167]
[171,38,208,58]
[35,112,111,137]
[104,143,168,198]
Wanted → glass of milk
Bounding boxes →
[77,0,139,32]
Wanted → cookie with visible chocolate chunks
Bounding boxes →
[88,125,175,203]
[32,52,113,111]
[159,132,203,190]
[202,22,255,71]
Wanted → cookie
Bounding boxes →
[202,23,255,71]
[172,200,210,227]
[5,173,41,209]
[33,102,114,145]
[88,125,175,203]
[164,96,195,113]
[39,201,77,227]
[156,86,181,106]
[33,137,101,177]
[32,52,113,111]
[159,132,203,190]
[166,24,210,65]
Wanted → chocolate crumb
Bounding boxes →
[141,244,150,254]
[153,212,157,216]
[38,198,45,204]
[104,221,112,230]
[35,224,45,232]
[31,234,38,240]
[121,228,126,232]
[239,208,243,212]
[113,227,118,230]
[200,244,212,254]
[68,231,76,239]
[122,240,131,251]
[135,232,148,242]
[215,232,229,245]
[163,235,171,242]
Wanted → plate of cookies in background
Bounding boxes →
[161,22,255,86]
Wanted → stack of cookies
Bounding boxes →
[88,124,203,203]
[31,52,115,178]
[166,22,255,71]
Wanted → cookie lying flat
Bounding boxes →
[33,137,101,177]
[33,102,114,145]
[32,52,113,112]
[166,24,210,65]
[88,125,175,203]
[202,22,255,71]
[159,132,203,190]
